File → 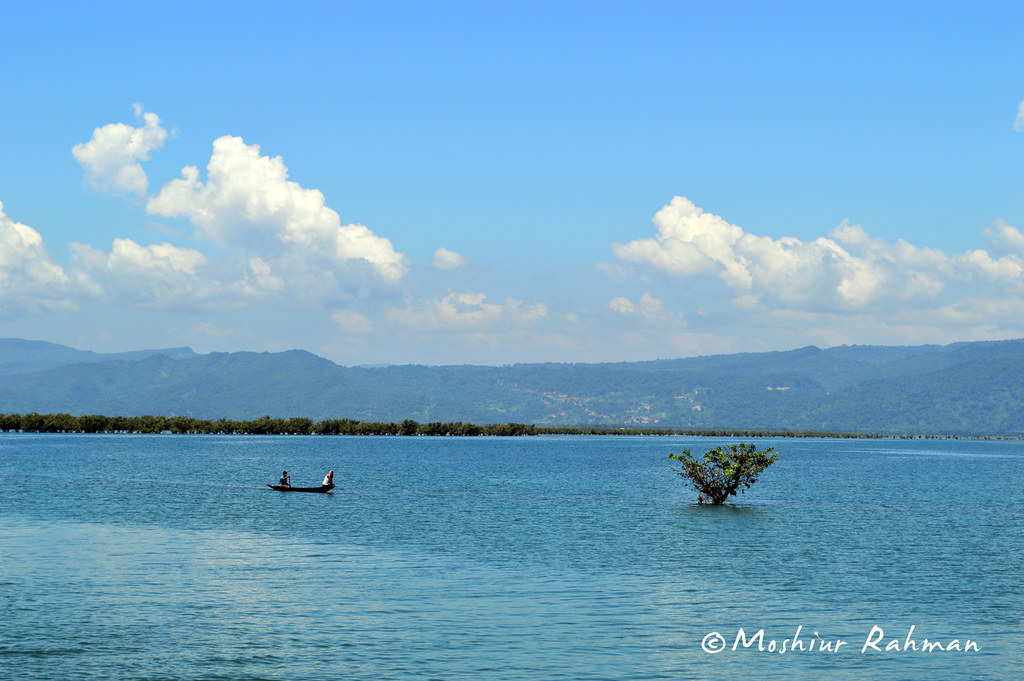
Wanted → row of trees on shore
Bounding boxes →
[0,412,541,436]
[0,411,995,439]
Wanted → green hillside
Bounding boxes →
[0,339,1022,435]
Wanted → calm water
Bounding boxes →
[1,434,1021,680]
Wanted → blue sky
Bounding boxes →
[1,1,1022,365]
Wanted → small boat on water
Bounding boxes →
[267,483,335,493]
[269,470,334,493]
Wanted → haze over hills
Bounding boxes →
[0,339,197,377]
[0,338,1022,435]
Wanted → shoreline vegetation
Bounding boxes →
[0,412,1012,439]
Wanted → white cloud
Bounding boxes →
[106,238,204,275]
[0,201,75,311]
[388,291,549,330]
[147,135,407,283]
[608,296,636,314]
[230,258,285,297]
[957,248,1023,281]
[72,104,168,195]
[982,218,1024,256]
[332,309,375,335]
[432,247,468,270]
[70,238,211,308]
[1015,99,1024,132]
[611,197,730,279]
[611,197,1024,315]
[63,112,416,315]
[608,293,666,319]
[637,293,664,316]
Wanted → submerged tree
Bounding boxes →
[669,443,778,505]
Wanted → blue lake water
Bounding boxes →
[1,434,1021,680]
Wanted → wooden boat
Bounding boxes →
[267,483,335,493]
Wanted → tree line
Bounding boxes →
[0,412,997,439]
[532,425,888,438]
[0,412,538,436]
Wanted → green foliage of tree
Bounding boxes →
[669,443,778,505]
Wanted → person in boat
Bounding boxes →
[322,470,334,487]
[279,471,291,488]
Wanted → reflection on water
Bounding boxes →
[0,434,1021,680]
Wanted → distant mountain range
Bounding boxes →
[0,338,197,376]
[1,337,1022,435]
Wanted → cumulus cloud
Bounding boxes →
[65,111,414,314]
[388,291,549,330]
[608,296,636,314]
[230,258,285,297]
[983,217,1024,256]
[608,293,664,318]
[432,247,468,270]
[147,135,406,283]
[70,238,211,308]
[0,199,217,312]
[72,104,168,195]
[0,201,75,311]
[611,196,1024,315]
[1015,99,1024,132]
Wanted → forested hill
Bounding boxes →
[0,338,1022,435]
